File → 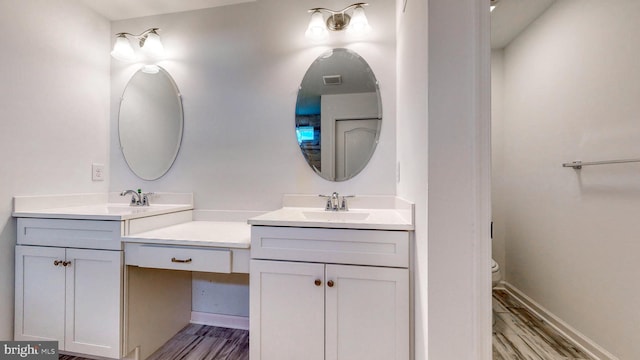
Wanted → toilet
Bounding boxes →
[491,259,502,325]
[491,259,502,288]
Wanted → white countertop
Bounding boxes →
[13,203,194,221]
[12,193,194,220]
[123,221,251,249]
[248,206,414,231]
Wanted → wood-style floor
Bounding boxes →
[58,324,248,360]
[493,289,595,360]
[146,324,248,360]
[61,291,594,360]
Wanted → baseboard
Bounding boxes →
[503,282,618,360]
[190,312,249,330]
[122,347,139,360]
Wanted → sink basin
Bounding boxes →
[99,204,164,215]
[302,211,370,221]
[247,196,414,230]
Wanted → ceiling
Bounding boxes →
[491,0,556,49]
[79,0,255,21]
[81,0,551,49]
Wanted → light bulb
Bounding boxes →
[347,6,371,36]
[111,35,136,62]
[142,31,165,59]
[305,11,329,41]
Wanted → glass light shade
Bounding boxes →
[111,36,136,62]
[305,11,329,41]
[142,32,165,59]
[346,6,372,36]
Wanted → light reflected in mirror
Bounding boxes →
[296,48,382,182]
[119,67,183,180]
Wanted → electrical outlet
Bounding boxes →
[92,163,105,181]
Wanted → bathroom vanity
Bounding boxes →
[14,217,124,358]
[13,193,412,360]
[12,193,193,359]
[247,195,414,360]
[11,193,234,360]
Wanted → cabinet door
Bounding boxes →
[64,248,122,358]
[250,260,325,360]
[15,245,66,346]
[325,265,409,360]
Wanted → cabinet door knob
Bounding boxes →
[314,279,322,286]
[62,261,71,267]
[53,260,63,266]
[327,280,335,288]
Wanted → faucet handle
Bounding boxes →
[318,194,333,211]
[141,192,154,206]
[340,195,355,211]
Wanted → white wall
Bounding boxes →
[396,0,428,358]
[109,0,396,318]
[427,0,492,358]
[397,0,491,359]
[491,49,506,271]
[0,0,110,340]
[493,0,640,358]
[109,0,397,211]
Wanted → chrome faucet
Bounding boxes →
[330,192,340,211]
[121,190,140,206]
[319,193,354,211]
[120,189,152,206]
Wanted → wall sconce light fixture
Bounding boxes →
[110,28,165,62]
[305,3,371,41]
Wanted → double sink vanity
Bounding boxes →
[12,192,414,360]
[10,33,412,359]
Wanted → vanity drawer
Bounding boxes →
[251,226,409,268]
[125,243,231,273]
[17,218,123,250]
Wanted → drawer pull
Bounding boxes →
[314,279,322,287]
[171,257,193,264]
[327,280,335,288]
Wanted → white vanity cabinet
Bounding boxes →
[15,245,122,358]
[249,226,410,360]
[12,193,194,359]
[14,218,124,359]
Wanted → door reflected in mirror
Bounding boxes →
[119,66,183,180]
[296,48,382,182]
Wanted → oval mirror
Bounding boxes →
[296,48,382,182]
[119,67,183,180]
